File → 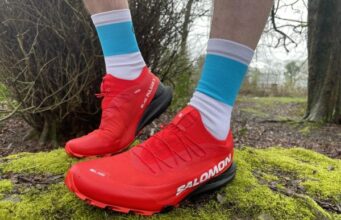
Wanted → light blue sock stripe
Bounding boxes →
[95,21,139,56]
[196,54,248,106]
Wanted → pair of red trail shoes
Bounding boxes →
[65,67,236,216]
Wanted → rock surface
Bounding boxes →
[0,147,340,219]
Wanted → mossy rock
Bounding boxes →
[0,147,340,220]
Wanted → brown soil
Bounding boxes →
[0,97,340,158]
[233,98,341,159]
[0,117,54,157]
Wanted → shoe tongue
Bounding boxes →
[171,106,198,129]
[101,75,120,94]
[99,75,131,110]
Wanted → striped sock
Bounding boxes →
[91,9,145,80]
[190,39,254,140]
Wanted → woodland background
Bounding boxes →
[0,0,340,219]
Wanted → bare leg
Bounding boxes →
[83,0,129,14]
[66,1,278,214]
[82,0,146,80]
[211,0,273,49]
[65,0,163,157]
[190,0,273,140]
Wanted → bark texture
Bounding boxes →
[305,0,341,123]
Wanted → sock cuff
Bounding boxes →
[207,38,254,65]
[190,91,233,110]
[91,9,131,26]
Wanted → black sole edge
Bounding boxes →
[136,83,173,133]
[161,163,237,214]
[188,163,237,199]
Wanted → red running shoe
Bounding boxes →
[65,106,236,215]
[65,67,172,158]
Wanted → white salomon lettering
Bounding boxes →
[176,154,232,196]
[140,79,156,109]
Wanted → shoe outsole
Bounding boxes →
[65,163,237,216]
[65,82,173,158]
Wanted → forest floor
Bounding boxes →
[0,96,340,219]
[1,96,340,158]
[233,96,341,158]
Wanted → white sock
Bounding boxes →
[91,9,145,80]
[104,52,145,80]
[190,92,232,140]
[190,39,254,140]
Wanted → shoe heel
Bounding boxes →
[136,82,173,133]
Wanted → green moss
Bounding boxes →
[0,147,339,220]
[0,183,232,220]
[276,183,285,190]
[239,96,306,105]
[0,180,13,199]
[259,148,340,199]
[240,107,268,118]
[0,83,8,102]
[238,96,307,119]
[261,173,279,182]
[298,122,323,135]
[217,147,339,219]
[0,149,77,174]
[299,126,311,135]
[0,180,12,193]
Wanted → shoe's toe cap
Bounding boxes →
[65,140,83,158]
[65,132,120,158]
[65,138,96,158]
[65,157,162,212]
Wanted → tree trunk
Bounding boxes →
[305,0,341,123]
[180,0,195,55]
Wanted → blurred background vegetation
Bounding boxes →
[0,0,340,147]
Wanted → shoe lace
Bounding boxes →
[95,80,114,98]
[96,91,132,133]
[133,123,206,173]
[93,78,134,134]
